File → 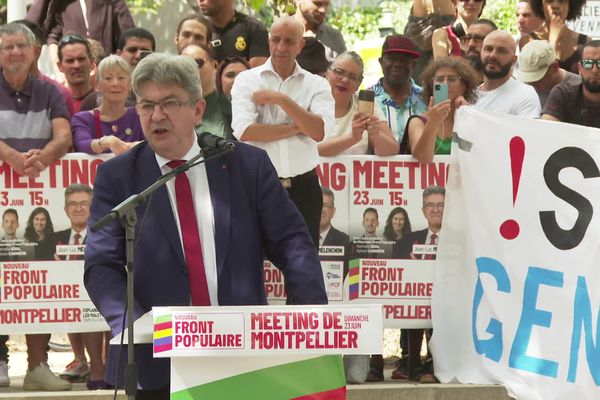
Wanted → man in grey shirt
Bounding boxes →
[516,40,580,107]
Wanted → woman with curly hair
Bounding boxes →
[400,57,478,163]
[383,207,412,241]
[520,0,591,73]
[24,207,55,261]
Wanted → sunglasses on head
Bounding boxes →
[459,0,484,3]
[58,34,88,48]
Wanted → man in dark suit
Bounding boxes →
[54,183,92,253]
[391,185,445,383]
[84,53,327,397]
[319,187,349,276]
[392,186,444,260]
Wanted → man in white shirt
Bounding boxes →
[231,16,335,246]
[475,30,541,118]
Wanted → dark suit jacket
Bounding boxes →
[53,229,71,247]
[54,228,86,260]
[392,229,428,259]
[84,141,327,389]
[321,226,350,277]
[322,226,349,248]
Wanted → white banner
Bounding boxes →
[433,107,600,400]
[152,305,383,358]
[0,153,110,333]
[0,260,109,333]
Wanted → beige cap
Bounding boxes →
[517,40,557,83]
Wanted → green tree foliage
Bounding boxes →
[482,0,518,34]
[326,0,519,46]
[327,0,412,46]
[126,0,164,14]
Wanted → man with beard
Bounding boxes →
[542,41,600,128]
[293,0,346,61]
[369,35,427,143]
[197,0,269,67]
[463,19,497,83]
[474,30,541,117]
[174,14,211,54]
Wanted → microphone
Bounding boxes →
[197,132,235,152]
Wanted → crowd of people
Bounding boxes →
[0,0,599,395]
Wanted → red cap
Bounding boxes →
[382,35,420,59]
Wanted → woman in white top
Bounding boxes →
[318,52,399,157]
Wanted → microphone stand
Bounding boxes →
[90,145,234,400]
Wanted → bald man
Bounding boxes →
[475,30,541,117]
[231,17,335,247]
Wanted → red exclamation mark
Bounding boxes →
[499,136,525,240]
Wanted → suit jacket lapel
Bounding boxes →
[137,144,186,269]
[206,155,230,278]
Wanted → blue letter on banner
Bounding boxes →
[568,276,600,385]
[472,257,511,362]
[509,266,563,377]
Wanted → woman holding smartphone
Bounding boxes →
[401,57,478,163]
[319,52,399,157]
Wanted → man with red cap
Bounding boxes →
[369,34,427,144]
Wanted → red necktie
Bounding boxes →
[424,233,438,260]
[68,233,81,261]
[168,160,211,306]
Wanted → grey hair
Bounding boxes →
[96,54,131,83]
[64,183,92,204]
[132,52,202,101]
[321,186,335,206]
[422,185,445,201]
[332,51,365,77]
[0,22,35,47]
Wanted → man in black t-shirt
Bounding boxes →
[197,0,269,67]
[542,40,600,128]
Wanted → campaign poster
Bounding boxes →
[0,154,110,333]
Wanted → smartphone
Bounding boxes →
[451,22,466,39]
[433,83,448,105]
[358,90,375,114]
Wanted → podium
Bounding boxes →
[113,304,382,399]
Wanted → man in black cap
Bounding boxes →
[368,34,427,144]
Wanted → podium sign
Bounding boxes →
[152,305,382,400]
[152,304,382,357]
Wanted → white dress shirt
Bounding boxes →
[155,139,219,306]
[231,58,335,178]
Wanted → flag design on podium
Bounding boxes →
[348,259,360,300]
[171,355,346,400]
[153,313,173,353]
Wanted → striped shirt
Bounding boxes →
[0,72,70,152]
